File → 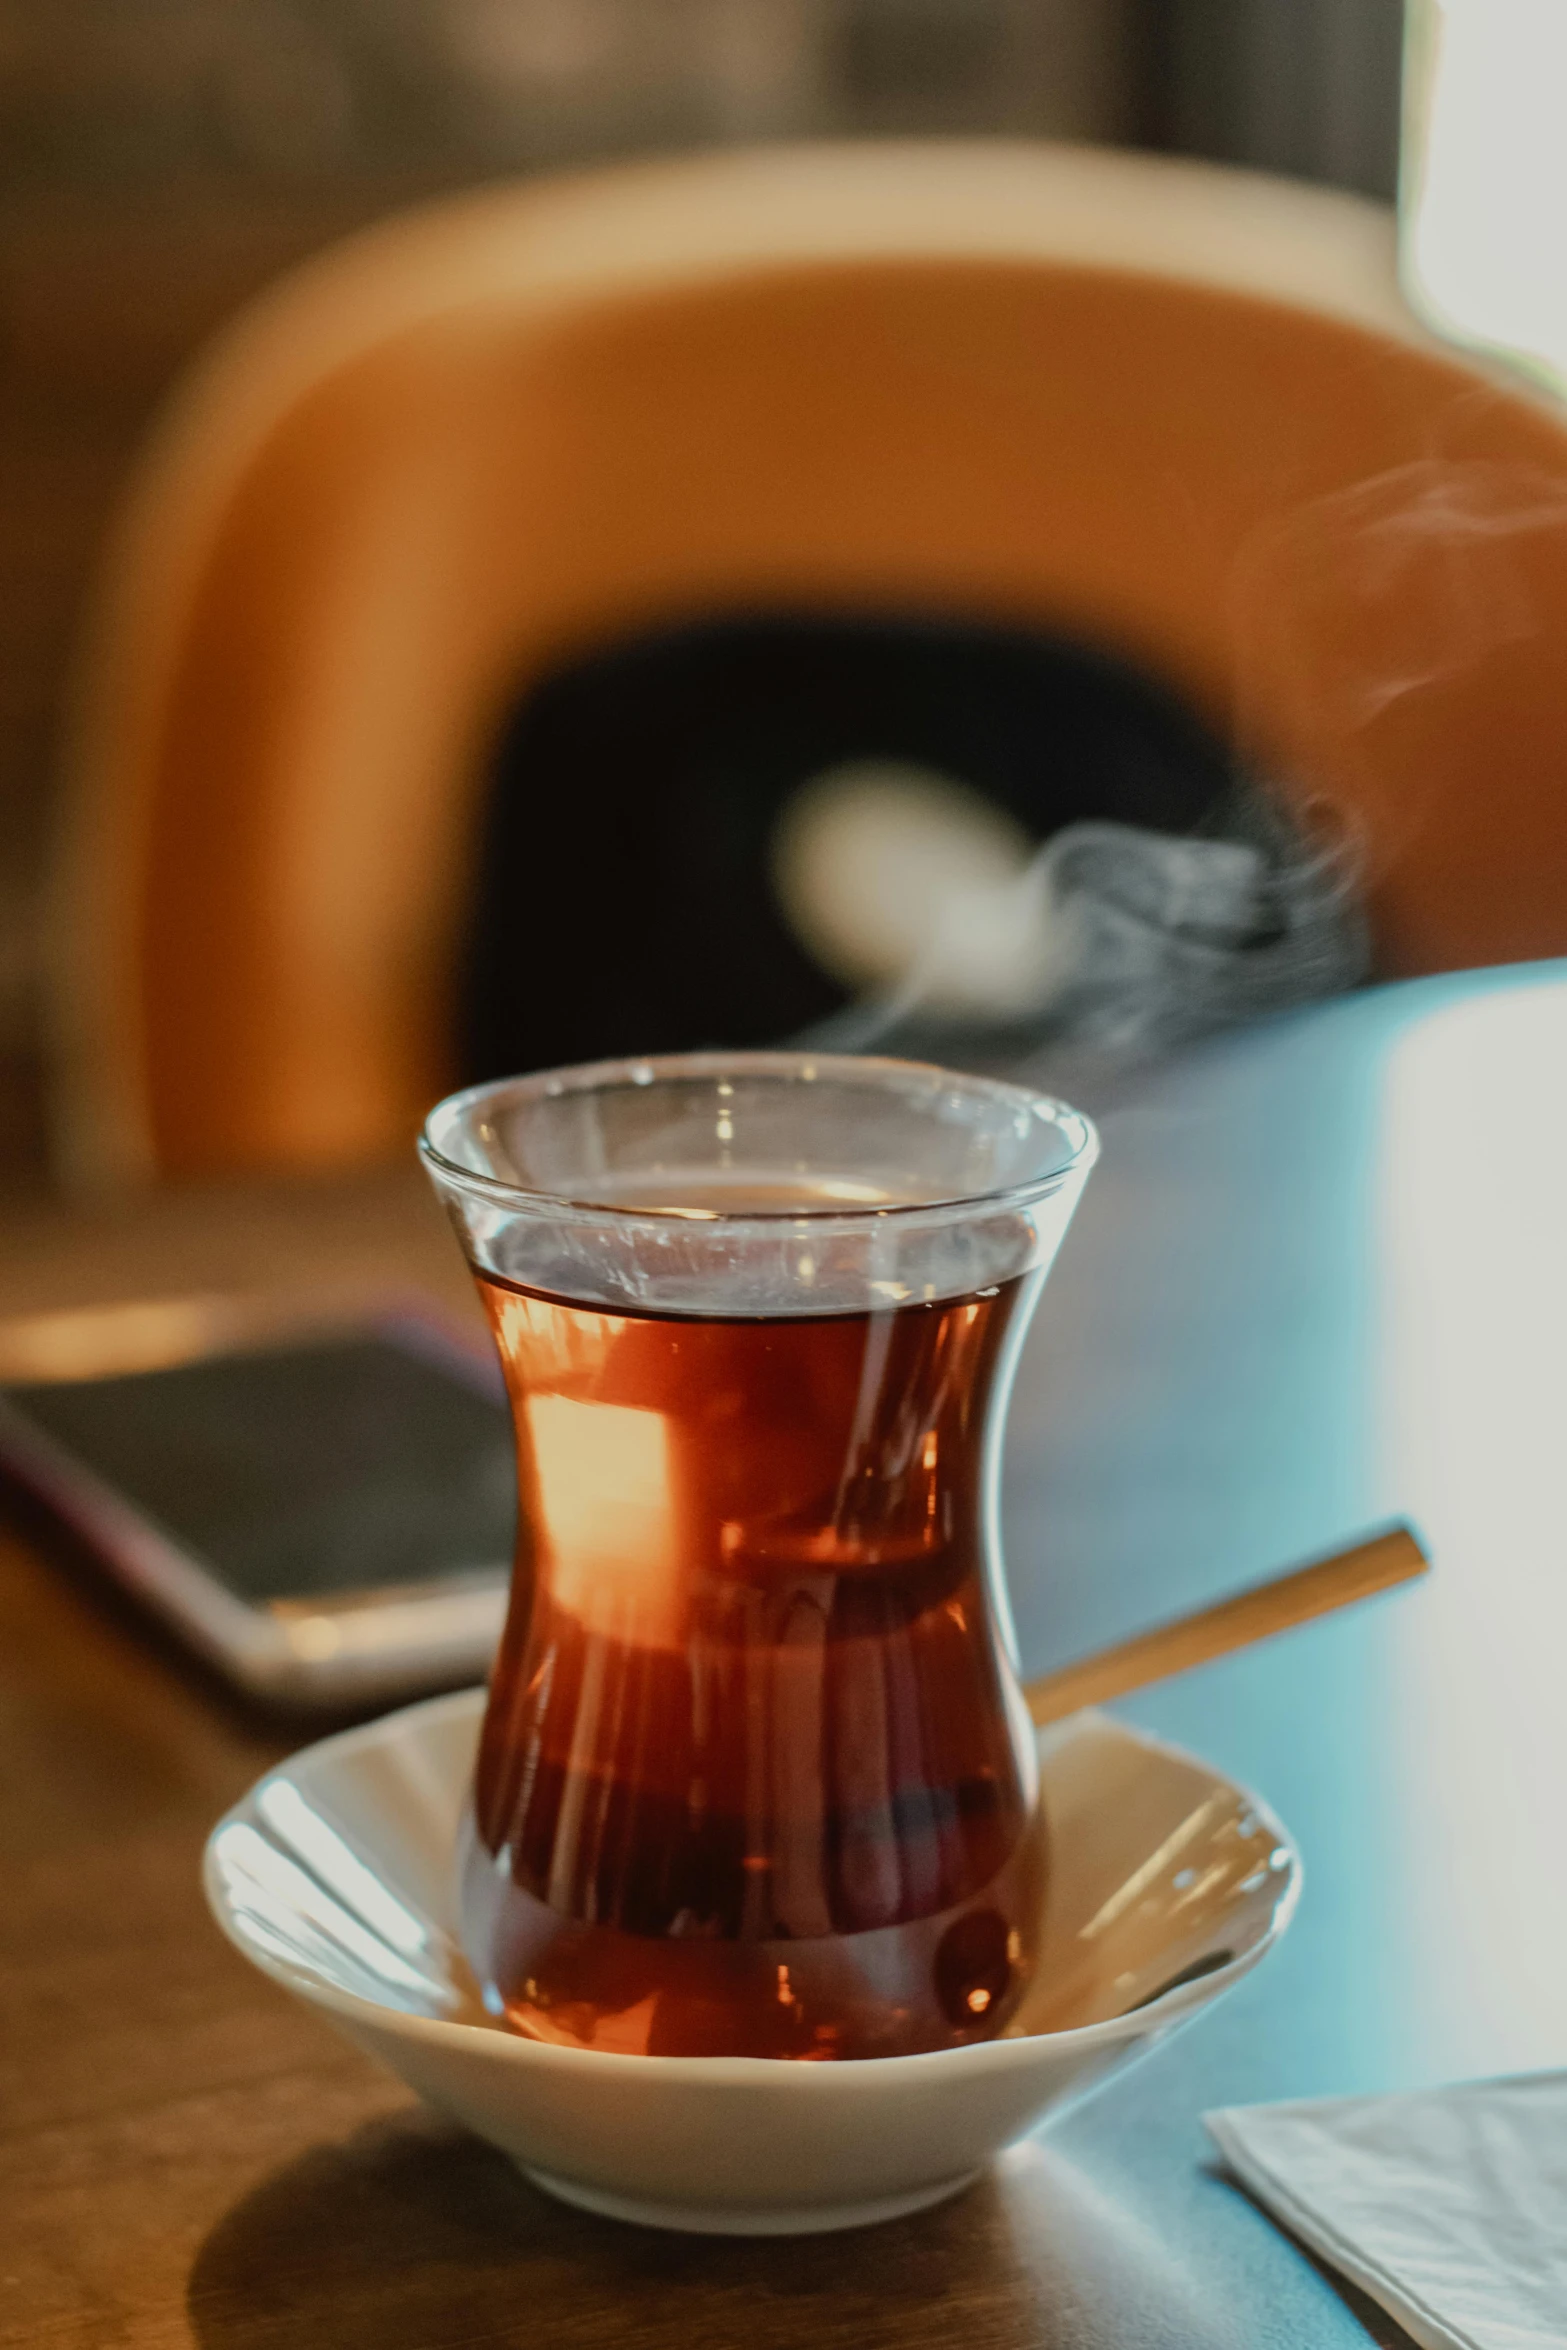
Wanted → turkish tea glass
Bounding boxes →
[421,1053,1096,2060]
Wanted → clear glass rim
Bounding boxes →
[419,1050,1098,1228]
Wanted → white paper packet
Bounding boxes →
[1205,2074,1567,2350]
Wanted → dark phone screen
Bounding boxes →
[1,1332,516,1603]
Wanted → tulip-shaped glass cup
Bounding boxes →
[421,1054,1096,2059]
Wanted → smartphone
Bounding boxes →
[0,1295,516,1706]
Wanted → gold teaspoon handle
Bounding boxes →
[1022,1522,1430,1729]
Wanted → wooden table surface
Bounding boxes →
[6,964,1567,2348]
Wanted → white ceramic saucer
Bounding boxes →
[205,1689,1298,2234]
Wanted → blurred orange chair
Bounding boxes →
[49,140,1567,1186]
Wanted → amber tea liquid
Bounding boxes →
[463,1244,1044,2060]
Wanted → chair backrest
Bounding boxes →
[52,140,1567,1185]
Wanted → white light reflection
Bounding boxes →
[212,1823,443,2001]
[1379,984,1567,2071]
[1077,1798,1225,1945]
[257,1780,432,1956]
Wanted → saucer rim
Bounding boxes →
[204,1684,1301,2084]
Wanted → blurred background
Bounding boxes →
[0,0,1409,1184]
